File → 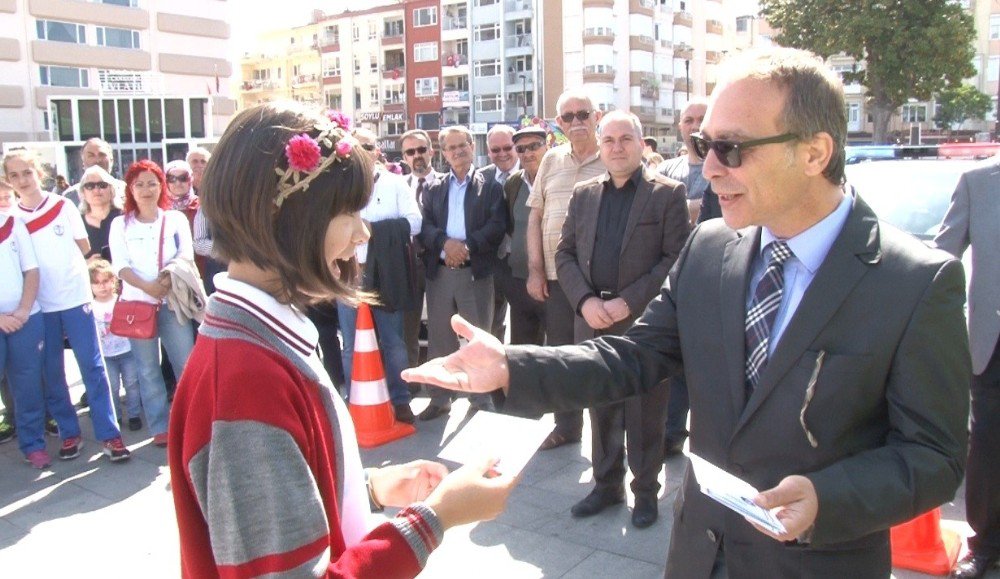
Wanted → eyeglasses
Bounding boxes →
[82,182,111,191]
[403,146,428,157]
[166,174,191,183]
[360,143,376,152]
[689,132,798,168]
[515,141,545,154]
[559,110,592,123]
[489,145,513,155]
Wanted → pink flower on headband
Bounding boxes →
[326,110,352,131]
[335,140,352,157]
[286,134,322,172]
[386,162,402,175]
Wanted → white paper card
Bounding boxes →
[437,411,552,476]
[688,452,788,536]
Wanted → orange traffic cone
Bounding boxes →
[890,507,961,576]
[347,303,415,448]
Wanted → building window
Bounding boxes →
[415,112,440,130]
[415,77,439,97]
[327,92,342,109]
[36,20,86,44]
[100,0,139,6]
[384,18,403,37]
[414,7,437,27]
[991,15,1000,40]
[384,86,404,104]
[39,65,89,88]
[369,87,380,105]
[370,55,379,73]
[736,16,751,33]
[989,56,999,82]
[474,23,500,42]
[846,103,860,125]
[414,42,438,63]
[97,26,140,49]
[368,21,378,40]
[324,57,341,77]
[475,94,502,112]
[477,0,499,5]
[901,104,926,123]
[354,56,361,75]
[386,120,406,135]
[474,59,501,77]
[353,24,360,41]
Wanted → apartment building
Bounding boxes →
[0,0,236,178]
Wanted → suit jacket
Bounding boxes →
[417,168,507,281]
[555,168,690,341]
[934,158,1000,375]
[503,193,970,578]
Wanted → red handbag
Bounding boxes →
[110,217,165,339]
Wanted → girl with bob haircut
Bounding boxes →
[168,101,517,578]
[108,159,193,447]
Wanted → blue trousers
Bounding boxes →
[105,352,141,420]
[43,305,120,442]
[337,303,411,406]
[2,313,45,454]
[129,307,193,436]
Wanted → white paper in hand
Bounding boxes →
[437,411,552,476]
[688,453,787,536]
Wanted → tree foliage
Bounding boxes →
[759,0,976,143]
[934,84,992,130]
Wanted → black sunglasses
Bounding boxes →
[489,145,513,154]
[403,146,428,156]
[360,143,376,152]
[559,110,592,123]
[82,182,111,190]
[166,174,190,183]
[689,132,798,168]
[515,141,545,154]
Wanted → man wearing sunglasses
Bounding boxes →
[481,124,520,344]
[404,47,969,578]
[526,88,607,451]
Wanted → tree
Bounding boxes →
[759,0,976,144]
[934,84,992,132]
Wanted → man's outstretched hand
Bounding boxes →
[401,315,510,394]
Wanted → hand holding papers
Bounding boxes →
[438,411,552,477]
[689,453,788,536]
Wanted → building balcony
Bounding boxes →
[583,0,615,7]
[441,53,467,67]
[505,34,532,51]
[673,11,693,28]
[319,34,340,53]
[323,74,342,86]
[582,64,615,83]
[630,72,659,99]
[674,78,690,92]
[629,0,655,17]
[660,73,673,83]
[634,105,657,121]
[383,99,405,113]
[382,65,405,79]
[706,19,724,35]
[674,44,693,60]
[508,71,534,85]
[242,79,281,91]
[583,27,615,45]
[706,50,723,64]
[292,73,319,87]
[658,39,673,50]
[629,35,655,52]
[442,16,468,32]
[506,0,532,15]
[382,34,403,46]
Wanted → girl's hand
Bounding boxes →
[369,460,449,508]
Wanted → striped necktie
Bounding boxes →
[744,241,793,397]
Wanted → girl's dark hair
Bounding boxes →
[201,101,372,309]
[123,160,170,215]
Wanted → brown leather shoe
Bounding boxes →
[417,403,451,421]
[539,430,581,451]
[394,404,416,424]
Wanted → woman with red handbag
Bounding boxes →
[108,160,194,448]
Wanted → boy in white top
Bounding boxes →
[3,149,130,462]
[0,181,49,467]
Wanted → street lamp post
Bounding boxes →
[685,59,690,100]
[520,73,527,119]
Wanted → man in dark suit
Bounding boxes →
[403,47,969,578]
[480,124,520,342]
[416,125,506,420]
[557,111,689,528]
[935,159,1000,578]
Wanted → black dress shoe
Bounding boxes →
[631,495,659,528]
[539,430,582,451]
[951,552,999,578]
[571,489,625,518]
[394,404,416,424]
[663,437,686,458]
[418,403,451,421]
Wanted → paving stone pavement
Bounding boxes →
[0,351,994,578]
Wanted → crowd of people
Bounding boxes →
[0,45,996,578]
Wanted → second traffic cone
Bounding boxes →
[348,303,415,448]
[890,507,961,576]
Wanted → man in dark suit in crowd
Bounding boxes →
[935,158,1000,579]
[556,111,689,528]
[480,124,520,342]
[400,129,443,372]
[403,47,969,578]
[416,125,506,420]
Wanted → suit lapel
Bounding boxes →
[620,170,653,256]
[720,230,758,421]
[735,193,882,434]
[464,170,482,226]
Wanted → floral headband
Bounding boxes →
[274,110,354,208]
